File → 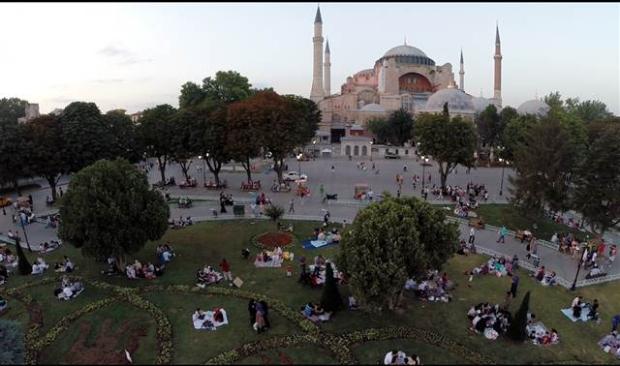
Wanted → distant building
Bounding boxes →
[130,111,143,123]
[17,103,40,123]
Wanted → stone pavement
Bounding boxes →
[1,156,618,287]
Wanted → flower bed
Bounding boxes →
[253,232,293,250]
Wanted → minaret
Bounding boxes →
[324,39,331,97]
[459,49,465,92]
[310,5,325,103]
[493,23,502,107]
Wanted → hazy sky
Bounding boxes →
[1,2,618,114]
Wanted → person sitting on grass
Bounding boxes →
[588,299,600,322]
[542,271,557,286]
[196,265,223,288]
[126,264,137,279]
[32,257,49,275]
[54,256,74,273]
[406,354,421,365]
[383,350,406,365]
[534,266,546,282]
[241,248,251,260]
[348,296,360,310]
[572,296,584,319]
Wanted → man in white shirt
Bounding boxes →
[469,227,476,244]
[571,296,582,308]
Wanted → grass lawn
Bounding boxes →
[1,219,618,364]
[438,203,592,242]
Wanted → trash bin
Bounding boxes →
[233,204,245,216]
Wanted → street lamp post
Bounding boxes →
[297,154,302,175]
[571,246,587,291]
[421,156,429,197]
[19,213,33,252]
[499,158,505,196]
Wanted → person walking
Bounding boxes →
[319,184,325,200]
[510,275,520,298]
[219,258,232,282]
[403,164,407,172]
[468,227,476,244]
[497,225,508,243]
[288,198,295,214]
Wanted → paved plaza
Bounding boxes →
[1,155,618,286]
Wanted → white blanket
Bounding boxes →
[192,309,229,330]
[254,258,283,268]
[311,240,329,248]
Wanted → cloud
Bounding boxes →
[98,44,153,66]
[98,45,131,57]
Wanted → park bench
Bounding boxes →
[241,181,261,191]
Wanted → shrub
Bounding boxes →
[0,319,25,364]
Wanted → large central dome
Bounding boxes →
[383,44,428,58]
[380,44,435,66]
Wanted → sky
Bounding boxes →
[1,2,618,115]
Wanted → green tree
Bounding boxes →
[509,117,574,214]
[507,291,530,342]
[499,106,518,128]
[0,123,31,195]
[320,262,344,313]
[199,106,231,186]
[337,195,458,311]
[170,108,201,182]
[0,97,28,126]
[264,204,284,228]
[476,105,501,146]
[60,102,115,173]
[565,98,612,124]
[103,110,142,163]
[368,118,391,145]
[137,104,177,184]
[226,96,267,182]
[24,115,68,201]
[573,121,620,235]
[202,71,252,105]
[500,114,539,162]
[58,159,169,267]
[0,319,25,364]
[415,113,477,189]
[15,238,32,274]
[179,81,207,109]
[544,91,564,113]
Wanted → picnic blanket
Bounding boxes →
[301,239,337,250]
[561,307,590,322]
[192,309,229,330]
[254,258,283,268]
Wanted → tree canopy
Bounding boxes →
[179,70,252,110]
[0,97,28,126]
[415,112,478,189]
[337,195,458,311]
[368,108,414,146]
[0,122,32,193]
[0,319,25,364]
[137,104,177,183]
[58,159,169,264]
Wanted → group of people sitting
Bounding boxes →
[383,350,421,365]
[0,246,18,276]
[192,307,228,330]
[314,227,342,244]
[156,243,175,265]
[570,296,600,321]
[254,247,293,268]
[31,257,50,275]
[40,240,61,252]
[196,265,223,288]
[466,255,518,280]
[53,256,75,273]
[404,270,454,303]
[526,313,559,345]
[301,301,331,324]
[533,266,557,286]
[170,216,193,229]
[298,256,343,288]
[126,260,164,280]
[54,276,85,301]
[177,196,192,208]
[467,302,512,340]
[457,239,476,256]
[599,330,620,359]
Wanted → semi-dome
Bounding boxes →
[472,97,493,114]
[380,44,435,66]
[517,99,550,117]
[359,103,385,112]
[425,87,475,113]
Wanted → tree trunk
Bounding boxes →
[438,162,449,190]
[273,157,285,184]
[47,177,58,201]
[241,157,252,182]
[206,158,222,186]
[13,179,21,196]
[157,157,167,183]
[179,160,192,182]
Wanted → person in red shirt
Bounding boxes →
[219,258,232,282]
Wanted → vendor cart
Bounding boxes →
[354,183,369,200]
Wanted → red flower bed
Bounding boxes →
[256,232,293,250]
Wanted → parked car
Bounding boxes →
[385,152,401,159]
[283,171,308,182]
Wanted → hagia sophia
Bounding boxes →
[308,6,550,151]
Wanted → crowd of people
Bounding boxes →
[170,215,193,229]
[467,302,512,340]
[599,330,620,359]
[466,255,518,280]
[53,256,75,273]
[383,350,421,365]
[54,276,85,301]
[196,265,223,287]
[298,255,343,288]
[404,270,454,303]
[126,259,165,280]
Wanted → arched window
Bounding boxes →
[362,146,368,156]
[345,145,351,156]
[354,145,359,156]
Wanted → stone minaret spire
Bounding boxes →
[459,49,465,92]
[493,22,503,106]
[324,38,331,97]
[310,5,325,103]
